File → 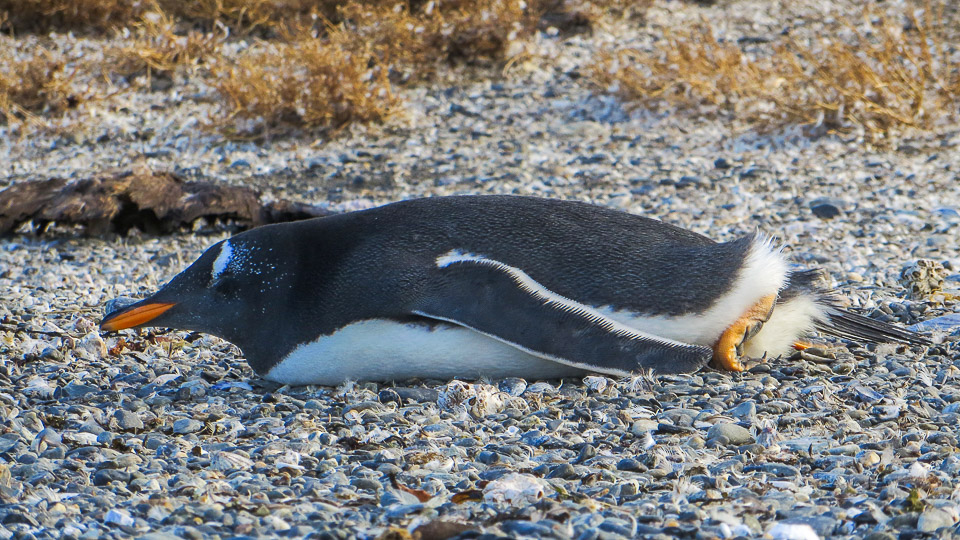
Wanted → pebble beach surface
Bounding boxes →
[3,1,960,538]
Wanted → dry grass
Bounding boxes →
[110,10,223,80]
[0,0,146,33]
[0,0,313,34]
[0,45,82,126]
[158,0,323,35]
[0,0,644,135]
[337,0,541,75]
[0,0,588,36]
[211,32,401,136]
[209,0,585,134]
[591,3,960,141]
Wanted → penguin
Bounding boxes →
[100,195,927,385]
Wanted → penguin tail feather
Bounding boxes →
[816,308,931,347]
[783,268,930,347]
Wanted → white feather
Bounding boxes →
[742,294,828,358]
[265,319,586,386]
[211,240,232,280]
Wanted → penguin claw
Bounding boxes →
[711,294,777,373]
[742,321,764,343]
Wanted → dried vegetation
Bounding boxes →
[110,10,223,81]
[591,2,960,141]
[211,32,402,135]
[0,0,146,33]
[0,0,621,135]
[0,43,83,127]
[212,0,579,134]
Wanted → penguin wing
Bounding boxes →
[409,252,711,375]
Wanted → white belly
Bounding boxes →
[264,319,587,386]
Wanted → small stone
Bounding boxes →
[857,450,881,467]
[728,401,757,424]
[63,381,98,399]
[103,509,134,527]
[39,347,62,361]
[616,458,646,472]
[917,508,955,532]
[809,197,844,219]
[862,533,896,540]
[92,469,131,486]
[575,444,597,463]
[476,450,500,465]
[172,418,203,434]
[706,423,755,446]
[524,382,557,394]
[768,522,819,540]
[546,463,578,480]
[351,478,382,492]
[103,297,138,315]
[113,410,143,431]
[498,377,527,397]
[393,387,439,402]
[377,389,402,406]
[776,516,837,537]
[343,401,382,415]
[745,463,800,477]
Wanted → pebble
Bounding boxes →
[498,377,528,397]
[769,522,820,540]
[728,401,757,424]
[706,423,755,446]
[917,508,955,532]
[172,419,203,434]
[92,469,131,486]
[103,509,135,527]
[113,410,144,431]
[808,197,845,219]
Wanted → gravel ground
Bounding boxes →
[3,1,960,539]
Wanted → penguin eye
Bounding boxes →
[212,272,239,297]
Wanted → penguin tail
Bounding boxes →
[816,308,931,347]
[785,268,931,347]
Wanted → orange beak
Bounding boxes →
[100,303,176,332]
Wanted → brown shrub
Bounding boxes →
[110,10,223,80]
[591,3,960,141]
[1,0,647,135]
[159,0,322,35]
[0,44,81,126]
[211,32,401,135]
[0,0,146,32]
[338,0,567,71]
[208,0,566,134]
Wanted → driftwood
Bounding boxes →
[0,171,332,235]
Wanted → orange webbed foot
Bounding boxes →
[711,294,776,372]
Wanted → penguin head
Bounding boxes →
[100,237,286,344]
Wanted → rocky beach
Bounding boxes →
[2,0,960,538]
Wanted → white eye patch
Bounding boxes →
[211,240,233,280]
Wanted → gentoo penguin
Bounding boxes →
[100,195,927,385]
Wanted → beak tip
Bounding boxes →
[97,302,176,332]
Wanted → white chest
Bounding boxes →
[264,319,586,386]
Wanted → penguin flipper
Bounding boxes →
[410,252,712,376]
